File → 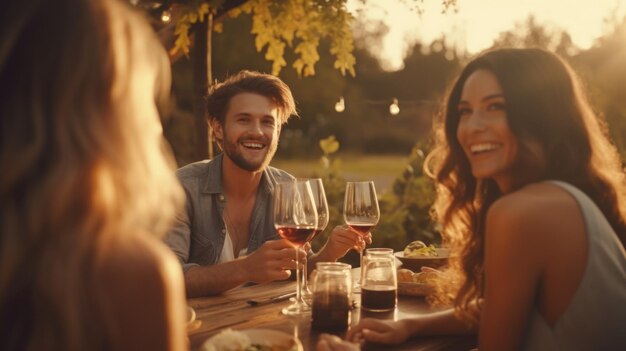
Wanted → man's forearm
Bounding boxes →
[307,245,338,273]
[184,259,249,297]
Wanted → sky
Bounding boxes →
[347,0,626,71]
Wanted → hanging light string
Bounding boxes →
[334,96,436,115]
[389,98,400,115]
[334,96,345,112]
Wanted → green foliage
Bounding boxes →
[371,206,408,249]
[170,0,356,77]
[376,144,439,251]
[170,1,213,57]
[309,135,345,252]
[319,135,340,168]
[236,0,356,77]
[310,137,439,258]
[319,135,340,155]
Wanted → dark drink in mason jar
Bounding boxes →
[312,292,350,332]
[361,285,397,312]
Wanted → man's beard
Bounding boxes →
[222,134,278,172]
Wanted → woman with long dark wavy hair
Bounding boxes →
[0,0,187,350]
[319,48,626,351]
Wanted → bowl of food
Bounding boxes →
[202,328,302,351]
[397,268,438,296]
[394,240,449,272]
[185,305,202,332]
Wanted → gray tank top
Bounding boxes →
[521,181,626,351]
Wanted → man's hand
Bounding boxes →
[346,318,412,345]
[316,225,372,262]
[242,239,305,284]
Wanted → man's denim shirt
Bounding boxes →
[164,153,294,272]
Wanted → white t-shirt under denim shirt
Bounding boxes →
[217,227,248,263]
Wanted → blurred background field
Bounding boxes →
[272,154,410,195]
[272,147,439,267]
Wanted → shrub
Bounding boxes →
[311,137,440,267]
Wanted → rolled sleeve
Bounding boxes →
[164,197,195,272]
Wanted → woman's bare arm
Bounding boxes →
[479,194,545,351]
[345,307,476,346]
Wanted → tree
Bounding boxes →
[490,15,577,57]
[133,0,457,161]
[135,0,356,160]
[574,15,626,160]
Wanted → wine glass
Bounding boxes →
[301,178,329,303]
[343,181,380,289]
[274,180,318,315]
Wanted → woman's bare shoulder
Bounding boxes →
[486,181,583,259]
[483,182,584,284]
[95,234,185,350]
[96,233,181,286]
[486,182,585,267]
[489,182,579,227]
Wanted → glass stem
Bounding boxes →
[358,232,368,286]
[359,250,364,285]
[301,258,309,292]
[295,248,302,302]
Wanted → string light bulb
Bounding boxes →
[389,98,400,115]
[335,96,345,113]
[161,10,171,23]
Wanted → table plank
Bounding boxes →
[187,270,475,351]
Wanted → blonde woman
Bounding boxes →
[0,0,186,350]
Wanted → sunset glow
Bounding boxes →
[348,0,626,71]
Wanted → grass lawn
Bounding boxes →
[271,153,410,194]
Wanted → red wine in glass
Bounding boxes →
[343,181,380,290]
[274,180,318,315]
[277,226,316,247]
[302,178,329,301]
[347,223,375,236]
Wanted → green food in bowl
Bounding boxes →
[403,240,438,258]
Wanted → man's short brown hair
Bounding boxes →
[206,70,297,125]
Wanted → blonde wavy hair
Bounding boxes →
[0,0,183,349]
[425,48,626,326]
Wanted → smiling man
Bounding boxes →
[165,71,365,297]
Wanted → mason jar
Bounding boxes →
[311,262,352,332]
[361,248,397,312]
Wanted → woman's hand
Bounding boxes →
[316,318,413,351]
[316,334,361,351]
[346,318,412,345]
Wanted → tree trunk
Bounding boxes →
[207,13,214,159]
[192,18,209,161]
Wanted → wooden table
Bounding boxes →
[187,270,476,351]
